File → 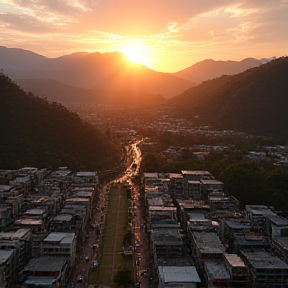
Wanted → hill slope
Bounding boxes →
[172,57,288,141]
[16,78,167,107]
[0,73,121,170]
[174,58,262,83]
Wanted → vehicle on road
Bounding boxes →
[91,260,98,266]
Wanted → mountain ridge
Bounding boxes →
[171,57,288,141]
[173,57,263,83]
[0,46,194,98]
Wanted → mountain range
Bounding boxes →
[0,46,266,104]
[173,58,263,83]
[0,46,193,99]
[171,57,288,141]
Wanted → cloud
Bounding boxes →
[0,0,287,71]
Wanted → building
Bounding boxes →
[245,205,275,234]
[42,232,76,266]
[22,256,69,288]
[190,232,225,275]
[201,179,224,200]
[0,228,32,271]
[224,254,248,286]
[271,237,288,263]
[158,266,201,288]
[0,249,17,287]
[240,250,288,287]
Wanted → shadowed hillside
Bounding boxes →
[16,78,167,108]
[172,57,288,141]
[0,73,121,170]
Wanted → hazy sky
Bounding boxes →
[0,0,288,72]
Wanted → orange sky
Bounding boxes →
[0,0,288,72]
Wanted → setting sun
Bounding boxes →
[120,45,150,67]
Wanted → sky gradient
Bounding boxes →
[0,0,288,72]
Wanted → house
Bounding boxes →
[240,250,288,287]
[0,249,17,287]
[158,266,201,288]
[42,232,76,266]
[22,256,69,288]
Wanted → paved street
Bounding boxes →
[70,139,155,287]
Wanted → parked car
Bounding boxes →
[91,260,98,267]
[85,256,89,262]
[77,275,83,283]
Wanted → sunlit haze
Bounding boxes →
[120,45,150,67]
[0,0,288,72]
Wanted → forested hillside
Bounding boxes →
[172,57,288,142]
[0,73,121,170]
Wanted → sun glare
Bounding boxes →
[120,45,150,66]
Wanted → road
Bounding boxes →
[71,138,153,287]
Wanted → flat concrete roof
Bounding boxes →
[225,219,251,230]
[224,254,246,268]
[245,205,276,216]
[241,251,288,270]
[158,266,201,283]
[76,171,97,177]
[24,209,46,215]
[181,170,211,175]
[267,214,288,226]
[44,232,75,244]
[148,198,164,207]
[24,256,67,272]
[204,259,230,280]
[169,173,183,179]
[193,232,225,255]
[74,191,93,198]
[152,229,182,245]
[52,214,73,222]
[0,250,14,265]
[144,172,159,179]
[201,179,223,185]
[15,219,43,225]
[188,212,205,221]
[149,206,176,211]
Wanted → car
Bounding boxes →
[140,270,147,276]
[77,275,83,283]
[85,256,89,262]
[91,260,98,267]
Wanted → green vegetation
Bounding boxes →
[172,57,288,142]
[140,132,288,212]
[89,184,134,286]
[0,74,121,170]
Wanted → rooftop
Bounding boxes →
[241,251,288,270]
[76,171,97,177]
[204,259,230,280]
[224,254,246,268]
[152,229,182,245]
[193,232,225,255]
[24,256,67,272]
[0,250,14,265]
[158,266,201,283]
[44,232,75,244]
